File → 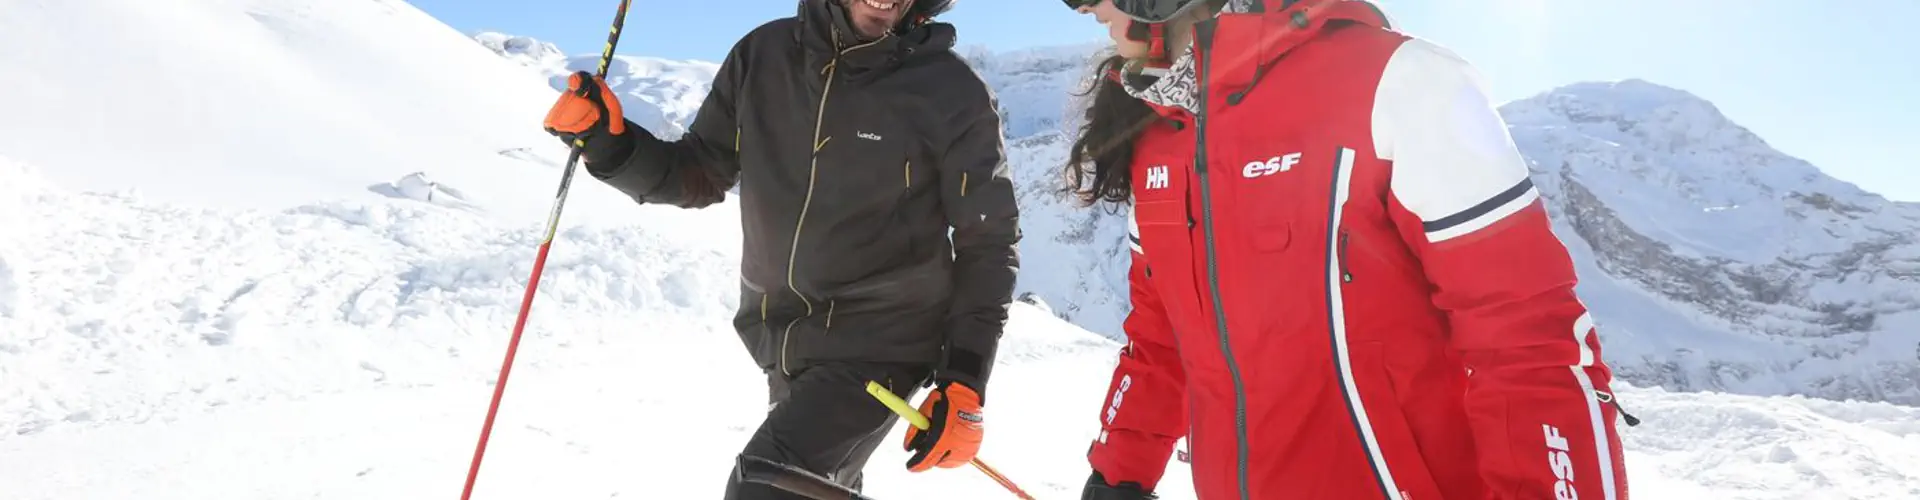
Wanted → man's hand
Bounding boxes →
[1081,471,1157,500]
[542,71,627,148]
[902,380,984,472]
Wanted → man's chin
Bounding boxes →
[853,19,894,38]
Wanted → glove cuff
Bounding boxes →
[937,348,989,399]
[1083,471,1157,500]
[1087,428,1178,493]
[579,122,639,177]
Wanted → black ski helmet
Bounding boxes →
[1109,0,1209,23]
[903,0,954,27]
[1090,0,1215,68]
[910,0,955,17]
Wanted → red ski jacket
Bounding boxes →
[1086,2,1632,499]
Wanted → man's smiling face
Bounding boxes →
[842,0,916,39]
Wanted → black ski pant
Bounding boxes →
[723,361,931,499]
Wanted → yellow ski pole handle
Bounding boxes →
[864,381,1037,500]
[866,381,931,429]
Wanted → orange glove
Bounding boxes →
[903,381,985,472]
[542,71,626,143]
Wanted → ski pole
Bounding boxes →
[865,382,1037,500]
[459,1,632,498]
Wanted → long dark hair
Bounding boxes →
[1064,55,1162,206]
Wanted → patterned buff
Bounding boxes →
[1118,0,1259,113]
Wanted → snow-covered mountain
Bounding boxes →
[473,31,566,71]
[482,34,1920,406]
[1508,80,1920,404]
[473,31,719,141]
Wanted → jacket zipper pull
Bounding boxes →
[1594,390,1641,427]
[1338,231,1354,283]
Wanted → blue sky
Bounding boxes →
[411,0,1918,201]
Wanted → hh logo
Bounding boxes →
[1145,165,1170,189]
[1243,152,1301,178]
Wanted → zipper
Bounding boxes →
[1337,231,1354,282]
[824,300,837,333]
[1326,148,1403,499]
[778,30,888,377]
[1189,28,1254,500]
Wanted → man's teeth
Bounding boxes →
[862,0,897,10]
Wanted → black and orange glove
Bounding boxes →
[542,71,632,164]
[902,380,985,472]
[1081,471,1157,500]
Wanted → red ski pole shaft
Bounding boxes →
[460,1,632,498]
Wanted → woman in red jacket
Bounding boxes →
[1060,1,1636,499]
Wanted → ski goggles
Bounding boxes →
[1062,0,1208,23]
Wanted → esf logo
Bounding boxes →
[1243,152,1301,178]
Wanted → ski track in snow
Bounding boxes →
[4,157,1920,499]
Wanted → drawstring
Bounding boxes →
[1594,390,1642,427]
[1227,10,1311,105]
[1612,399,1642,427]
[1225,60,1270,105]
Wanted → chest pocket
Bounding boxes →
[815,109,911,199]
[1221,134,1327,255]
[1131,155,1208,326]
[1132,159,1191,233]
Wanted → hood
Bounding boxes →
[1122,0,1389,117]
[796,0,957,78]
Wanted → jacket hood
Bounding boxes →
[796,0,956,77]
[1124,0,1389,117]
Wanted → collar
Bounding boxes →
[795,0,956,77]
[1118,0,1391,120]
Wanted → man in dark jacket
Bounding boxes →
[541,0,1019,497]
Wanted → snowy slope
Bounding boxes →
[473,31,566,72]
[0,1,1911,493]
[0,0,553,214]
[0,0,744,253]
[3,158,1917,499]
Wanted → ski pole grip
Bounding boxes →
[868,383,1035,499]
[865,381,931,430]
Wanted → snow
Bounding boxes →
[3,2,1918,498]
[961,42,1111,139]
[473,31,566,71]
[4,158,1917,498]
[0,0,738,244]
[1503,78,1894,264]
[475,30,721,142]
[1504,81,1920,403]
